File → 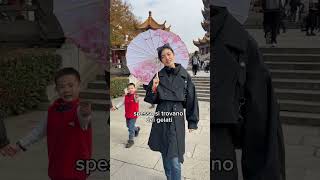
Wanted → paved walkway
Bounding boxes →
[187,70,210,77]
[0,111,109,180]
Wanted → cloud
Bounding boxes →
[127,0,206,53]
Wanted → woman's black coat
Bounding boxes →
[144,64,199,163]
[211,6,286,180]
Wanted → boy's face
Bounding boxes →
[127,85,136,94]
[55,75,81,102]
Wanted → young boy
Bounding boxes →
[112,83,140,148]
[9,67,92,180]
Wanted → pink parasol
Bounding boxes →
[126,29,189,85]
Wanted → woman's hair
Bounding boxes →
[157,43,175,61]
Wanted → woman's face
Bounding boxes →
[160,48,175,68]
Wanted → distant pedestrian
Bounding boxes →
[262,0,282,47]
[191,51,200,76]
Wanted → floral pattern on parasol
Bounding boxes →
[126,29,189,85]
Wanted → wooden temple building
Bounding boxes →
[111,11,170,75]
[193,0,209,55]
[135,11,171,32]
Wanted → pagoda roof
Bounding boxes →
[193,36,210,47]
[135,11,171,31]
[202,7,210,19]
[202,0,209,6]
[201,20,209,31]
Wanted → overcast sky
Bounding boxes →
[126,0,206,53]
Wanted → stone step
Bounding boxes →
[272,78,320,90]
[192,80,210,83]
[280,111,320,126]
[80,89,109,100]
[194,86,210,90]
[138,86,210,91]
[137,88,210,94]
[96,74,107,81]
[245,24,299,29]
[137,93,210,102]
[279,100,320,114]
[88,81,107,90]
[191,77,210,81]
[270,70,320,80]
[260,48,320,54]
[139,85,210,90]
[263,53,320,62]
[193,83,210,87]
[81,99,110,110]
[265,61,320,70]
[275,88,320,102]
[137,91,210,98]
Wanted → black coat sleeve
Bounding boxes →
[185,75,200,129]
[0,117,10,148]
[241,37,286,180]
[144,75,160,104]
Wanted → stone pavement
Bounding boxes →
[235,124,320,180]
[110,97,210,180]
[0,110,109,180]
[187,69,210,77]
[247,29,320,48]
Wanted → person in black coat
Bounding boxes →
[144,43,199,180]
[262,0,282,46]
[211,5,286,180]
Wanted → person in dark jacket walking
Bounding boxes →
[262,0,282,47]
[191,51,200,76]
[211,4,286,180]
[144,43,199,180]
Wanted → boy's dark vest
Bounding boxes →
[47,98,92,179]
[124,93,139,119]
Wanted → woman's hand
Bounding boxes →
[0,144,19,157]
[152,73,160,91]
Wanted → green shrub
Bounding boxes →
[110,77,129,98]
[0,48,62,116]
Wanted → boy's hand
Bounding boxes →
[111,106,116,111]
[0,144,19,157]
[134,94,139,102]
[79,101,92,117]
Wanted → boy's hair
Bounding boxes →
[54,67,81,85]
[127,83,135,88]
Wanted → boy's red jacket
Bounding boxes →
[47,98,92,180]
[124,93,139,119]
